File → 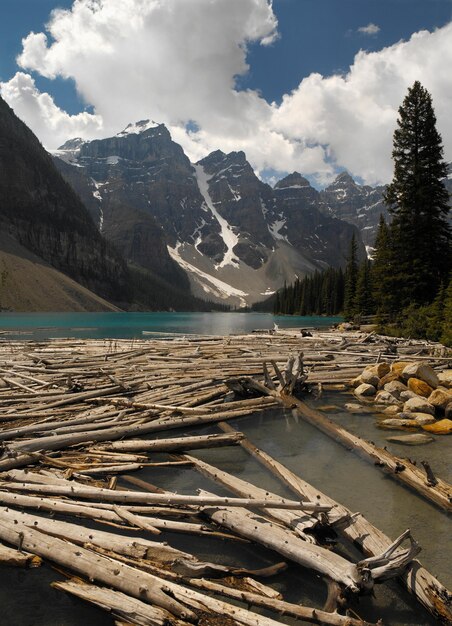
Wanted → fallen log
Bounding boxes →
[53,579,191,626]
[200,490,419,594]
[0,480,320,509]
[99,432,245,453]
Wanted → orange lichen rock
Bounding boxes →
[422,419,452,435]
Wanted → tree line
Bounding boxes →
[274,81,451,344]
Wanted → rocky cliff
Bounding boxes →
[0,95,129,305]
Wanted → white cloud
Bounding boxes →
[0,0,451,186]
[357,23,381,36]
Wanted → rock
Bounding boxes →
[355,383,376,397]
[378,372,400,389]
[407,378,433,398]
[403,397,436,416]
[375,390,398,404]
[410,413,437,425]
[350,376,364,388]
[391,361,414,376]
[422,419,452,435]
[384,380,408,399]
[360,370,380,387]
[386,433,434,445]
[400,390,419,401]
[428,388,452,412]
[401,363,439,389]
[318,405,341,412]
[365,362,391,378]
[383,405,401,416]
[446,402,452,419]
[345,403,366,413]
[397,412,436,426]
[437,370,452,389]
[380,418,419,429]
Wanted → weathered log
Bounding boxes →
[0,480,317,509]
[0,541,42,568]
[99,432,245,453]
[0,519,197,620]
[52,580,191,626]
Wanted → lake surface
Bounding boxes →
[0,311,341,340]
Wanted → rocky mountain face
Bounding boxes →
[54,121,365,307]
[319,172,387,251]
[0,95,129,305]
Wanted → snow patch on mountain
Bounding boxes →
[269,217,288,242]
[168,243,247,303]
[117,120,160,137]
[194,164,240,269]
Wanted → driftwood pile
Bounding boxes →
[0,330,450,626]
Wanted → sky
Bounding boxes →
[0,0,451,187]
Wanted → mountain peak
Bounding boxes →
[274,172,311,190]
[116,119,163,137]
[332,171,356,186]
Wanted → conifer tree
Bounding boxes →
[344,233,359,319]
[384,81,451,308]
[355,259,374,316]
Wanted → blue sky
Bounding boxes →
[0,0,451,185]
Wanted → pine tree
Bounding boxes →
[384,81,451,308]
[355,259,375,316]
[344,233,359,319]
[372,215,398,316]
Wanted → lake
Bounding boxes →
[0,311,341,340]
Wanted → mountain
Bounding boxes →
[0,232,119,312]
[54,122,364,307]
[319,172,387,252]
[0,95,129,307]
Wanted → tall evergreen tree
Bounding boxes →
[355,259,375,316]
[384,81,451,308]
[372,215,398,316]
[344,233,359,319]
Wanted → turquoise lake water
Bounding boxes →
[0,311,341,340]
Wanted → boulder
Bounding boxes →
[380,418,419,429]
[407,378,433,398]
[401,363,439,389]
[400,390,418,401]
[375,390,399,404]
[411,413,437,425]
[378,372,400,389]
[446,402,452,419]
[383,405,401,416]
[365,362,390,378]
[354,383,376,397]
[384,380,408,399]
[397,412,435,424]
[350,376,364,388]
[437,370,452,389]
[422,419,452,435]
[386,433,434,446]
[403,397,436,416]
[428,388,452,412]
[361,370,380,387]
[391,361,414,376]
[345,403,366,413]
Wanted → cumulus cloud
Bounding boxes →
[357,23,381,36]
[0,0,451,186]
